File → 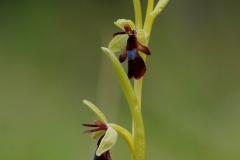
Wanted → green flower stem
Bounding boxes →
[132,1,146,159]
[133,78,143,108]
[132,1,145,160]
[134,0,154,106]
[132,1,169,160]
[132,0,142,29]
[144,0,169,35]
[109,123,134,154]
[144,0,154,25]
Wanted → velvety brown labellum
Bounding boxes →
[128,52,146,79]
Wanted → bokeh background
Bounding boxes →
[1,0,240,159]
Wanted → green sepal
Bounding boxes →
[114,19,135,30]
[108,34,128,53]
[83,100,107,124]
[92,130,106,141]
[96,126,118,156]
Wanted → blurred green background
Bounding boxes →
[1,0,240,159]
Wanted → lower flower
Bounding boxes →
[82,100,118,159]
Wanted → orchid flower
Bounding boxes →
[109,19,151,79]
[82,100,117,158]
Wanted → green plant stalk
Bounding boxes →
[144,0,170,35]
[133,0,143,29]
[132,0,169,160]
[132,0,145,160]
[144,0,154,26]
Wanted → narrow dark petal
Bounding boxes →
[137,42,151,55]
[94,120,106,127]
[83,127,107,133]
[82,123,98,127]
[82,121,108,133]
[113,31,126,37]
[119,48,127,63]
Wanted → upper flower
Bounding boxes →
[82,100,117,158]
[107,19,151,79]
[108,19,149,53]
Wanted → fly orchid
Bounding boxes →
[109,19,151,79]
[84,0,169,159]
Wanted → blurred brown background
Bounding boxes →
[1,0,240,159]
